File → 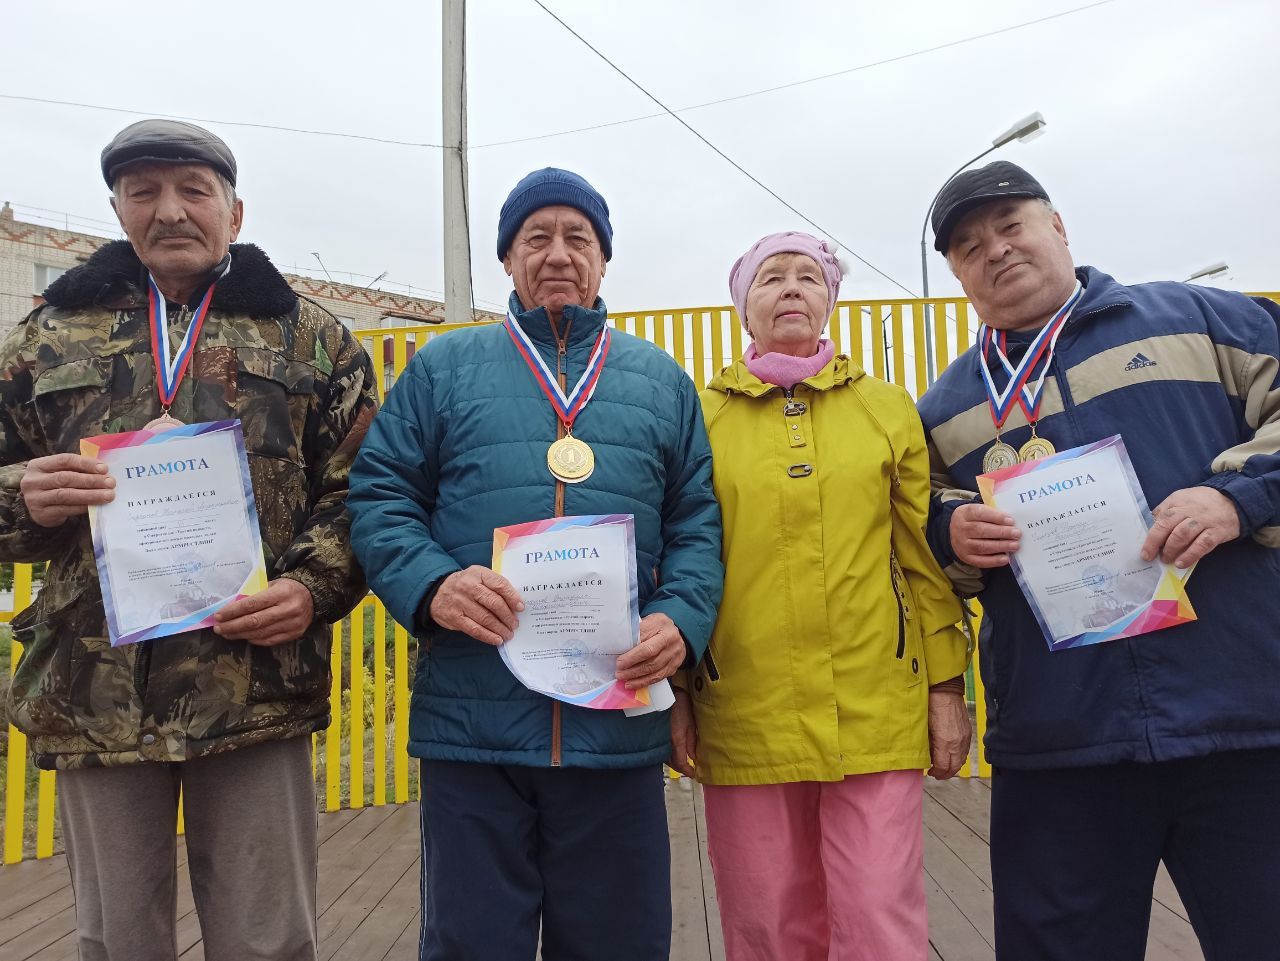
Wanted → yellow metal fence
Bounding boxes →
[7,291,1279,862]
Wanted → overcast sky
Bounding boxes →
[4,0,1278,313]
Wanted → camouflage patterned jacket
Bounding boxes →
[1,241,378,769]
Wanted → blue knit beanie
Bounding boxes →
[496,167,613,261]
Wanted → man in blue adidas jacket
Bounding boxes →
[918,161,1280,961]
[347,168,722,961]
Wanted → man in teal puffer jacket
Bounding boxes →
[348,168,723,961]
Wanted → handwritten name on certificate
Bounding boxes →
[492,514,668,712]
[978,435,1196,651]
[82,420,268,646]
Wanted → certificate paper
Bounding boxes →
[492,514,670,712]
[82,420,268,646]
[977,435,1196,651]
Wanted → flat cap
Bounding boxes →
[101,119,237,188]
[931,160,1050,253]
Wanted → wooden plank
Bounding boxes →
[336,859,420,961]
[925,778,992,843]
[318,806,421,959]
[1153,862,1190,923]
[0,862,71,921]
[386,911,421,961]
[923,826,995,949]
[923,793,991,885]
[666,778,710,961]
[924,874,992,961]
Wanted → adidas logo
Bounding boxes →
[1124,353,1157,371]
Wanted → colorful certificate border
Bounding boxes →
[492,513,647,709]
[82,419,268,646]
[977,435,1196,651]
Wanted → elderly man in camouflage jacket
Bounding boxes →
[0,120,378,961]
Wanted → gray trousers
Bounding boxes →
[58,734,318,961]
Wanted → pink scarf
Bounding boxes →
[743,339,835,389]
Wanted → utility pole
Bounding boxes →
[442,0,472,324]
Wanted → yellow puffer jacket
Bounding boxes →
[689,354,968,785]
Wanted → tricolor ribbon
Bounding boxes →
[977,281,1083,427]
[147,262,228,409]
[503,311,611,428]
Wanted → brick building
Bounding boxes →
[0,202,495,336]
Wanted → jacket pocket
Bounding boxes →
[890,551,924,687]
[30,358,114,447]
[9,578,112,739]
[233,348,317,468]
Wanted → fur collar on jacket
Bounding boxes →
[43,240,298,319]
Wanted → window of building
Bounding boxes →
[335,315,356,332]
[33,264,66,295]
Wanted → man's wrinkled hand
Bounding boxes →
[214,578,315,647]
[21,453,115,528]
[668,688,698,778]
[616,613,685,690]
[927,689,971,780]
[950,502,1021,569]
[429,566,524,646]
[1141,487,1240,570]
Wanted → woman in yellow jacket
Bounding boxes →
[670,232,971,961]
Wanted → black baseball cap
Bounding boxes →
[101,119,238,188]
[931,161,1050,253]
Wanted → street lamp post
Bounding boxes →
[1186,262,1229,284]
[918,112,1047,387]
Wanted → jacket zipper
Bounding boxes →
[550,317,572,768]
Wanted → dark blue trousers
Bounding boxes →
[991,747,1280,961]
[417,760,671,961]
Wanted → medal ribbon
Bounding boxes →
[147,266,225,409]
[503,312,611,429]
[977,280,1083,428]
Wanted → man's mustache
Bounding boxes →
[149,227,202,242]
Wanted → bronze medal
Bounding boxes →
[547,435,595,484]
[143,412,185,433]
[982,440,1020,474]
[1019,434,1057,462]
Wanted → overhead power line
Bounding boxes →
[0,0,1114,156]
[474,0,1115,149]
[530,0,921,296]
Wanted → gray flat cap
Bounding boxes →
[101,119,237,188]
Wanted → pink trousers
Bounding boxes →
[703,771,927,961]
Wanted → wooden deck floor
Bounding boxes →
[0,777,1203,961]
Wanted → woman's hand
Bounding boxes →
[927,689,971,780]
[669,688,698,777]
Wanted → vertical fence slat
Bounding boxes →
[350,602,365,809]
[933,302,952,374]
[326,623,342,812]
[911,304,929,398]
[849,305,865,367]
[35,770,55,858]
[869,303,887,380]
[690,311,707,389]
[373,607,387,807]
[890,304,906,387]
[4,636,28,864]
[972,603,991,777]
[394,623,410,805]
[671,312,688,379]
[729,312,745,366]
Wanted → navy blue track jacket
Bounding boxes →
[918,267,1280,770]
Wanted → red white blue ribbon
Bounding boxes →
[503,311,611,428]
[978,280,1083,427]
[147,269,224,409]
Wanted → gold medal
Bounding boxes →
[547,435,595,484]
[982,440,1020,474]
[1018,432,1056,462]
[143,412,185,433]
